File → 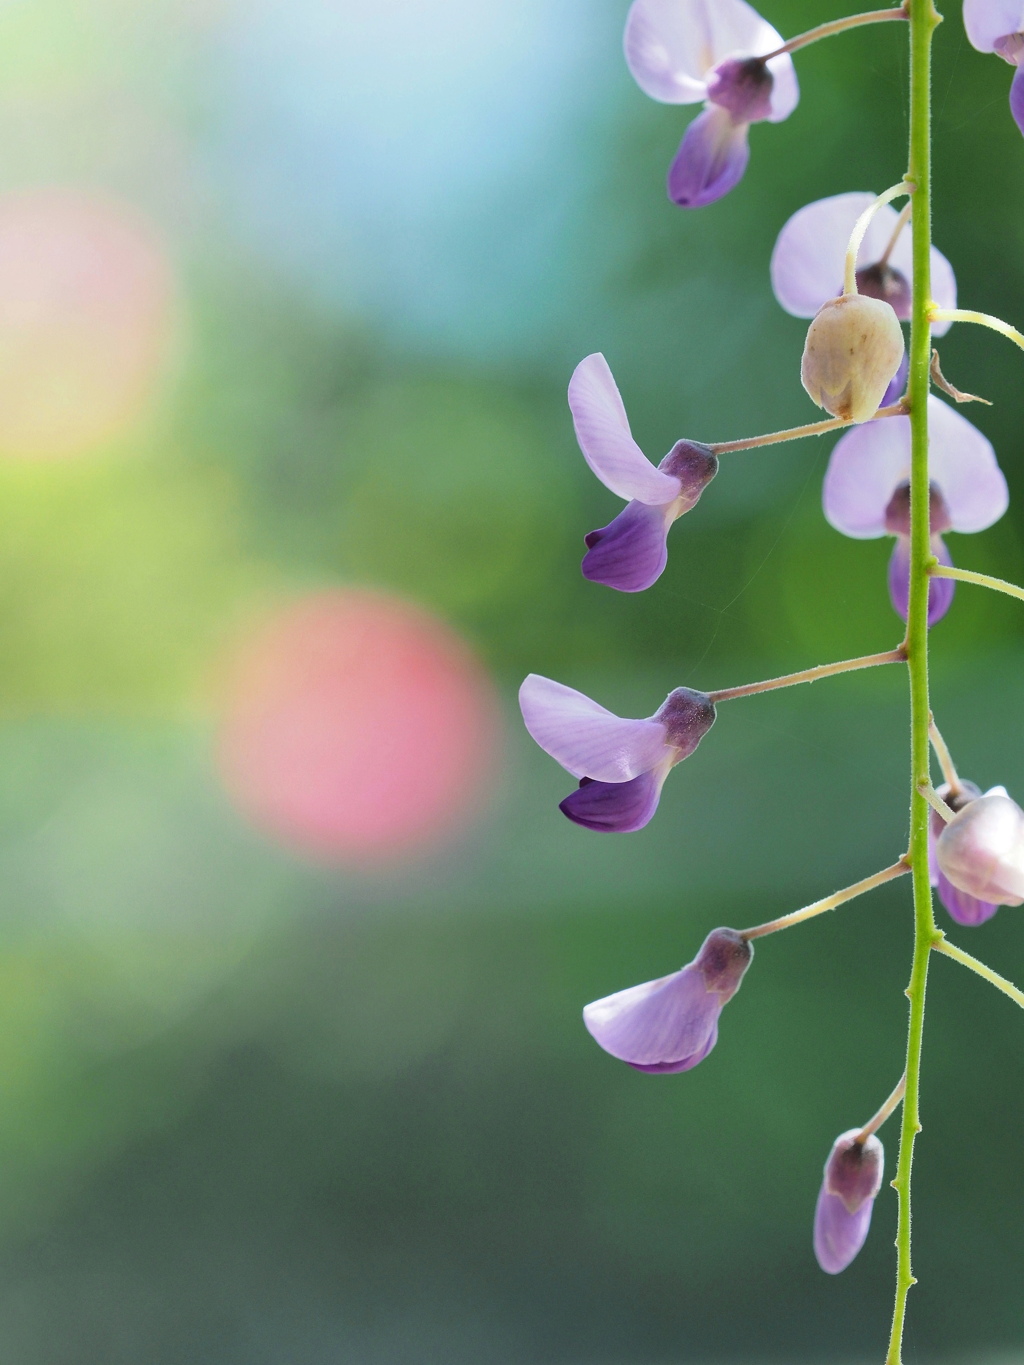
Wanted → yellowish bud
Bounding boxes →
[800,293,905,424]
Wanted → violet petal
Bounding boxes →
[1011,62,1024,135]
[667,106,750,208]
[770,193,956,335]
[568,354,682,505]
[519,674,672,783]
[583,928,752,1067]
[886,535,954,626]
[927,397,1008,532]
[583,498,675,592]
[963,0,1024,52]
[706,57,774,122]
[561,768,667,833]
[937,871,999,926]
[624,0,791,105]
[881,354,909,407]
[814,1190,875,1274]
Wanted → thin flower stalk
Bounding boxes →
[844,182,915,294]
[710,401,906,454]
[930,562,1024,603]
[928,718,962,796]
[929,306,1024,351]
[856,1073,907,1142]
[764,4,908,58]
[918,781,955,824]
[741,860,910,940]
[932,937,1024,1011]
[707,647,906,703]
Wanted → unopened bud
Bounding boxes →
[814,1130,884,1274]
[801,293,905,423]
[935,788,1024,906]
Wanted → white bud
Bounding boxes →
[935,788,1024,906]
[800,293,905,424]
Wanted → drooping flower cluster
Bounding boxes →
[522,0,1024,1305]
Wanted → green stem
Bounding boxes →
[887,0,941,1359]
[933,937,1024,1011]
[930,563,1024,603]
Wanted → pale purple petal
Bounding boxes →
[624,0,788,103]
[926,397,1008,532]
[823,413,911,538]
[583,499,675,592]
[814,1190,874,1274]
[771,192,956,332]
[561,768,668,834]
[887,535,954,625]
[519,674,672,782]
[668,106,749,208]
[937,871,999,926]
[881,354,909,407]
[1011,62,1024,134]
[765,49,799,122]
[964,0,1024,51]
[568,354,682,505]
[583,928,752,1068]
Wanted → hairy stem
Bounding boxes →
[857,1073,907,1143]
[707,647,905,702]
[931,563,1024,603]
[886,0,941,1359]
[844,182,914,294]
[929,307,1024,351]
[740,860,910,940]
[933,937,1024,1010]
[764,5,907,59]
[709,401,905,454]
[928,718,962,796]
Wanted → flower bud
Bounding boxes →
[934,788,1024,906]
[928,781,999,926]
[813,1130,884,1274]
[801,293,905,423]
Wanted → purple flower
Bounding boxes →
[583,928,752,1072]
[569,354,718,592]
[771,192,957,334]
[822,396,1008,626]
[624,0,798,207]
[519,673,716,832]
[814,1130,884,1274]
[935,785,1024,906]
[928,781,999,926]
[964,0,1024,136]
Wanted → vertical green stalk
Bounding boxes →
[886,0,941,1360]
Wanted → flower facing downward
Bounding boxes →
[583,928,753,1072]
[963,0,1024,136]
[822,395,1008,626]
[800,293,905,423]
[935,786,1024,906]
[814,1130,884,1274]
[569,354,718,592]
[624,0,798,207]
[771,192,957,334]
[518,673,716,833]
[928,781,1000,926]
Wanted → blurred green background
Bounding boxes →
[0,0,1022,1360]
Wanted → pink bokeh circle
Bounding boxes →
[0,188,174,458]
[216,589,500,862]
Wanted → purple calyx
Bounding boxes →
[706,56,774,123]
[855,262,912,319]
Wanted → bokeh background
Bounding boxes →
[0,0,1022,1360]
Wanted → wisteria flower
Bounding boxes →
[934,786,1024,906]
[583,928,752,1072]
[928,781,999,926]
[963,0,1024,136]
[569,354,718,592]
[771,192,957,333]
[822,396,1008,626]
[624,0,798,207]
[814,1130,884,1274]
[519,673,716,832]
